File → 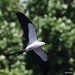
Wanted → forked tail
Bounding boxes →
[5,49,26,57]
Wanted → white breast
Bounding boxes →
[26,41,42,50]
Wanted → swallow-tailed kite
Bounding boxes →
[8,11,49,75]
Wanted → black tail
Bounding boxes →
[5,49,26,57]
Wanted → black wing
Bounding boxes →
[16,11,37,44]
[16,11,29,48]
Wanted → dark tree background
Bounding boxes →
[0,0,75,75]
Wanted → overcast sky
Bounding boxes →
[20,0,27,2]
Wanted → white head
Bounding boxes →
[40,42,46,46]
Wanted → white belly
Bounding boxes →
[26,41,41,51]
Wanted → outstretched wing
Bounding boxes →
[16,11,37,45]
[33,47,48,62]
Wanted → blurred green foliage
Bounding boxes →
[0,0,75,75]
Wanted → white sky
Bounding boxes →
[20,0,27,2]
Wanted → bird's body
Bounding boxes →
[25,40,45,51]
[7,11,49,75]
[15,11,48,62]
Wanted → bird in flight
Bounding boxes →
[8,11,49,75]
